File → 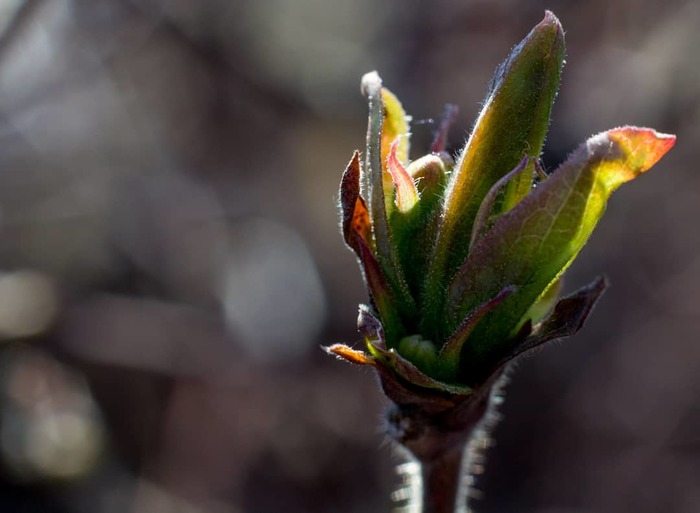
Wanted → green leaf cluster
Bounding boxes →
[334,11,675,390]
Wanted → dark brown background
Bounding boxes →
[0,1,697,512]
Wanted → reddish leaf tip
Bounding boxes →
[387,137,419,212]
[607,127,676,170]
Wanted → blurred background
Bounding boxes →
[0,0,697,512]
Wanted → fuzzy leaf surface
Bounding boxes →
[449,127,675,357]
[423,12,565,334]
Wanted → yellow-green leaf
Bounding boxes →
[448,127,675,357]
[381,88,411,210]
[423,11,565,336]
[361,72,415,320]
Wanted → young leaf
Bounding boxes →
[408,155,447,198]
[470,156,535,248]
[439,286,515,381]
[357,303,385,343]
[340,151,372,255]
[387,138,420,213]
[496,276,607,367]
[423,11,565,332]
[381,87,411,206]
[355,233,403,343]
[361,72,415,319]
[502,158,539,213]
[361,72,392,257]
[448,127,675,357]
[389,155,447,300]
[366,340,473,395]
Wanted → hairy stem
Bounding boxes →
[386,372,506,513]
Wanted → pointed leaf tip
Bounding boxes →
[576,127,676,193]
[446,124,670,354]
[607,127,676,174]
[540,10,562,32]
[427,10,566,319]
[497,276,608,367]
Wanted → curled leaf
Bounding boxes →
[599,127,676,191]
[340,151,372,254]
[387,138,420,213]
[358,303,385,345]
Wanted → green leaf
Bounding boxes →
[448,127,675,358]
[498,276,608,367]
[361,72,393,264]
[523,277,562,326]
[450,277,606,382]
[470,156,535,248]
[366,339,472,395]
[355,233,404,343]
[361,72,415,321]
[501,158,539,215]
[438,286,515,381]
[389,155,447,301]
[423,11,566,335]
